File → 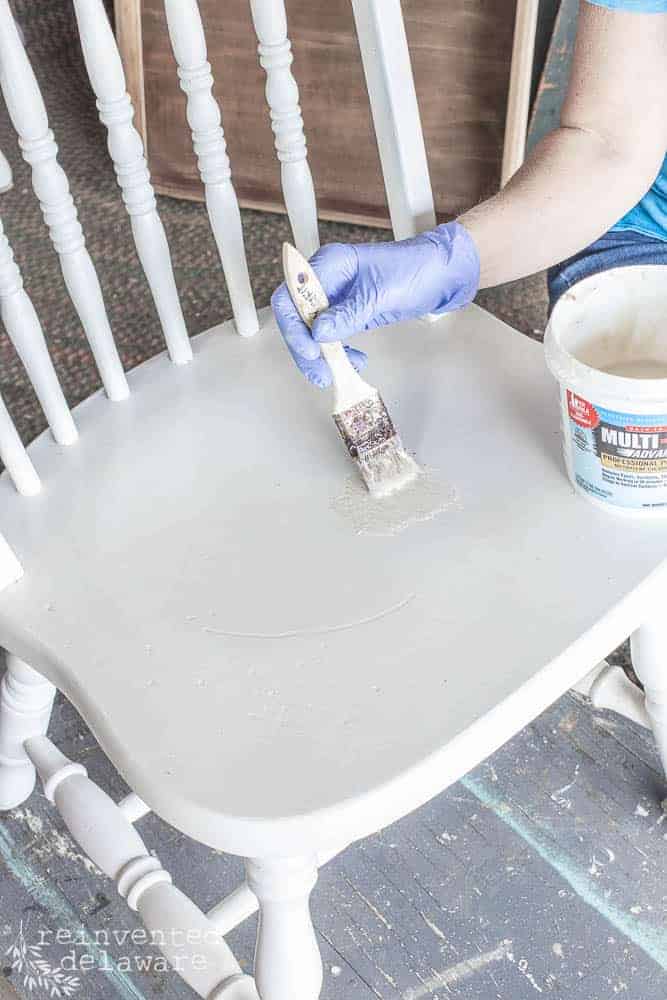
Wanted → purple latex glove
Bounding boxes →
[271,221,480,387]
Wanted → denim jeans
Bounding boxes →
[547,229,667,312]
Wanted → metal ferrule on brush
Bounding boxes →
[282,242,420,497]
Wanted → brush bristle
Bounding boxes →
[333,392,420,496]
[357,437,421,497]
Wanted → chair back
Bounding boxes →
[0,0,439,579]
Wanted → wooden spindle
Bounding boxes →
[0,656,55,808]
[350,0,436,240]
[25,736,259,1000]
[0,0,129,401]
[632,617,667,779]
[118,790,150,823]
[247,857,322,1000]
[0,394,40,497]
[249,0,319,259]
[208,844,344,935]
[0,216,77,447]
[0,146,12,193]
[208,882,258,936]
[72,0,192,365]
[163,0,258,338]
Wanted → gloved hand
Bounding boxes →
[271,220,480,387]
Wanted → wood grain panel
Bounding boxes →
[139,0,518,227]
[114,0,147,145]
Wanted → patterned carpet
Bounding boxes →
[0,0,548,448]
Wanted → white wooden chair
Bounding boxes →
[0,1,665,999]
[0,147,11,193]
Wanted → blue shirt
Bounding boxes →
[586,0,667,241]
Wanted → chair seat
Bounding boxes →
[1,305,666,856]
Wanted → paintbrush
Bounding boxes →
[283,242,420,498]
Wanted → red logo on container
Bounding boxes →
[567,391,599,429]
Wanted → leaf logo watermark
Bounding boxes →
[5,922,80,997]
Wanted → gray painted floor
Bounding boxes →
[1,689,666,1000]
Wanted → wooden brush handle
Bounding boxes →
[320,340,371,409]
[283,242,371,408]
[321,340,353,376]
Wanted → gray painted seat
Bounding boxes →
[1,306,665,857]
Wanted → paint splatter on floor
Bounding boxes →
[11,807,101,876]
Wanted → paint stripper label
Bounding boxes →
[565,390,667,509]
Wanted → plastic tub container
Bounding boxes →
[544,264,667,516]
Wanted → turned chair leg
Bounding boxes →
[0,653,56,809]
[631,617,667,780]
[246,856,322,1000]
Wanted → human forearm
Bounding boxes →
[459,124,664,288]
[460,1,667,289]
[272,3,667,384]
